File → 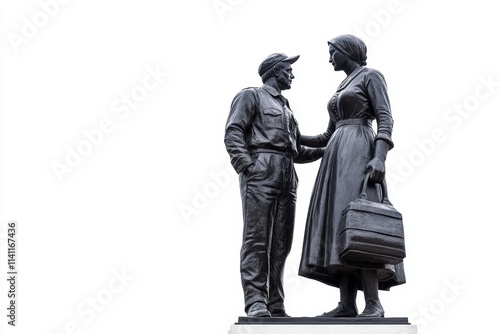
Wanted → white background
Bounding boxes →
[1,0,499,333]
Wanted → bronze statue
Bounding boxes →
[298,34,406,318]
[224,53,324,317]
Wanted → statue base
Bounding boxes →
[229,317,417,334]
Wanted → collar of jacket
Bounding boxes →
[261,84,281,97]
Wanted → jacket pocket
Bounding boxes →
[261,108,283,129]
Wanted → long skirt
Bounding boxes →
[298,121,405,290]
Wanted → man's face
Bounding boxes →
[275,63,294,90]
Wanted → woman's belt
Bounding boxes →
[336,118,372,127]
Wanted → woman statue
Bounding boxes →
[299,34,405,318]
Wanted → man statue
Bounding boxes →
[224,53,324,317]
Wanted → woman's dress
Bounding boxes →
[298,66,405,290]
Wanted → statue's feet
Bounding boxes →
[268,303,290,317]
[270,310,290,317]
[247,302,271,317]
[318,302,358,317]
[358,299,384,318]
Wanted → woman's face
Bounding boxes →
[329,44,348,71]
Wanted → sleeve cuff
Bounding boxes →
[374,135,394,150]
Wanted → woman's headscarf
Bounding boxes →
[328,34,367,66]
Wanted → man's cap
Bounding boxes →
[258,53,300,77]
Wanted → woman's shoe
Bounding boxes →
[318,302,358,317]
[358,299,384,318]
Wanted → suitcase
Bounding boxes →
[339,175,405,265]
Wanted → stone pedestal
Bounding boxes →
[229,317,417,334]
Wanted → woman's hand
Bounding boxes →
[365,157,385,183]
[367,139,390,183]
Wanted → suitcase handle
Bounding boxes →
[360,173,392,205]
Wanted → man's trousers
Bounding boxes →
[238,151,297,314]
